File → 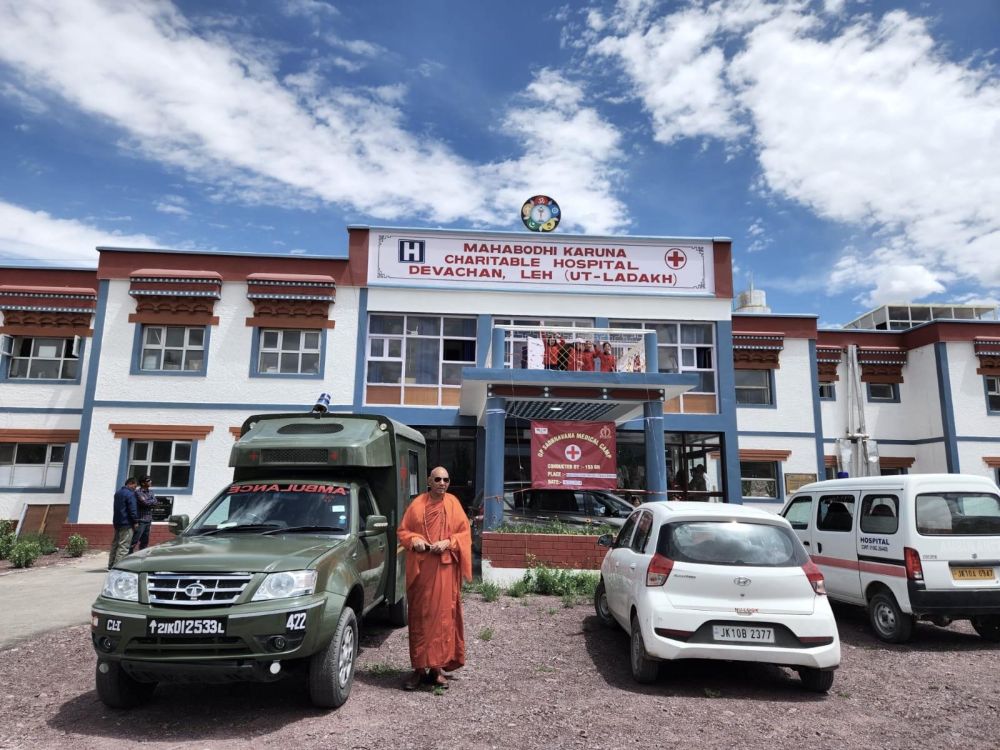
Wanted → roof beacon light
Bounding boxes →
[312,392,331,414]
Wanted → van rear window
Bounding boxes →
[915,493,1000,536]
[659,521,807,567]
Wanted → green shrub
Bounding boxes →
[494,521,616,536]
[479,581,501,602]
[0,520,14,536]
[512,566,600,598]
[66,534,89,557]
[0,532,14,560]
[10,540,42,568]
[18,532,56,555]
[506,578,531,598]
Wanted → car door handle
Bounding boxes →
[802,540,810,546]
[629,564,636,570]
[817,542,823,553]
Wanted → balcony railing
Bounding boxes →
[495,325,648,373]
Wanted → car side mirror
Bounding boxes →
[364,515,389,534]
[167,514,189,536]
[596,533,613,548]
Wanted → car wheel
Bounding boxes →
[594,579,614,628]
[868,590,914,643]
[798,667,835,693]
[385,593,408,628]
[971,615,1000,642]
[629,616,659,684]
[95,660,156,709]
[308,606,358,709]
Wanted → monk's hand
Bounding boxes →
[411,539,429,553]
[431,539,451,553]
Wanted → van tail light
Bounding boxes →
[904,547,924,584]
[802,559,827,595]
[646,553,674,586]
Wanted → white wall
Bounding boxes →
[736,338,815,434]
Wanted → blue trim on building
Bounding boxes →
[739,430,823,439]
[353,288,369,407]
[69,279,108,523]
[956,436,1000,443]
[0,407,83,414]
[935,342,960,472]
[248,327,326,380]
[475,315,492,368]
[822,436,945,445]
[129,322,211,377]
[713,319,743,505]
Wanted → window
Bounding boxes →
[916,492,1000,535]
[735,369,773,406]
[630,511,654,553]
[783,496,813,529]
[663,521,806,567]
[614,512,639,548]
[860,494,899,534]
[986,376,1000,413]
[818,382,836,400]
[866,382,899,402]
[879,467,907,476]
[139,325,205,373]
[128,440,191,489]
[365,314,476,406]
[495,317,593,369]
[610,320,717,410]
[817,494,855,532]
[0,443,66,488]
[5,336,79,380]
[257,329,321,376]
[740,461,778,499]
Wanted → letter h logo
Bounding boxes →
[398,239,425,263]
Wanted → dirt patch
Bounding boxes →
[0,596,997,750]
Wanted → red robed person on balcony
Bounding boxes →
[397,466,473,690]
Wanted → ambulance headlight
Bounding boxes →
[252,570,318,600]
[102,570,139,602]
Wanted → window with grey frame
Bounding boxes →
[128,439,191,489]
[866,382,898,402]
[5,336,79,379]
[366,314,476,390]
[258,329,320,375]
[735,369,773,406]
[740,461,778,499]
[986,375,1000,412]
[610,320,716,396]
[0,443,66,488]
[140,325,205,372]
[818,381,836,400]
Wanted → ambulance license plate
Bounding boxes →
[951,567,995,581]
[712,625,775,643]
[147,617,227,637]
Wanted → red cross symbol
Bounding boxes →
[564,444,582,462]
[664,248,687,269]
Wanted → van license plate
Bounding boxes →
[951,567,995,581]
[147,617,227,637]
[712,625,775,643]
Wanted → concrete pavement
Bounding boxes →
[0,553,107,649]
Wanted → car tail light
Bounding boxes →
[646,553,673,586]
[802,559,826,595]
[904,547,924,583]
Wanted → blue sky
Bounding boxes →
[0,0,998,326]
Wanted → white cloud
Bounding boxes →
[283,0,339,20]
[1,81,47,114]
[154,195,191,217]
[0,0,627,234]
[0,199,159,264]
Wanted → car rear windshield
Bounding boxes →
[190,482,353,532]
[658,520,807,567]
[915,492,1000,536]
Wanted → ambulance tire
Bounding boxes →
[971,615,1000,642]
[308,607,357,709]
[95,660,156,709]
[868,590,914,643]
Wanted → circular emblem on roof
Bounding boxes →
[521,195,561,232]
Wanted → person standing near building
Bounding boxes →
[689,465,708,492]
[131,475,157,552]
[397,466,473,691]
[109,477,138,569]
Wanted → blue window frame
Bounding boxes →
[0,335,82,383]
[985,375,1000,414]
[250,328,325,379]
[818,381,836,401]
[0,442,69,492]
[131,325,209,376]
[739,460,782,501]
[866,382,900,402]
[125,439,194,492]
[735,369,775,407]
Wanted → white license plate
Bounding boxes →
[147,617,227,637]
[712,625,775,643]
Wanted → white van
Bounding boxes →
[780,474,1000,643]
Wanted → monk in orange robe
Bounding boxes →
[397,466,473,690]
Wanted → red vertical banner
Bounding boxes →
[530,421,617,489]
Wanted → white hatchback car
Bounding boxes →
[595,502,841,692]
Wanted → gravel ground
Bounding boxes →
[1,594,998,750]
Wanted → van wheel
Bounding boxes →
[868,591,914,643]
[971,615,1000,642]
[308,607,358,708]
[594,579,614,627]
[798,667,834,693]
[385,593,408,628]
[629,616,659,684]
[95,661,156,709]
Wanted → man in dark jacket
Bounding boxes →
[131,475,157,552]
[109,478,139,569]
